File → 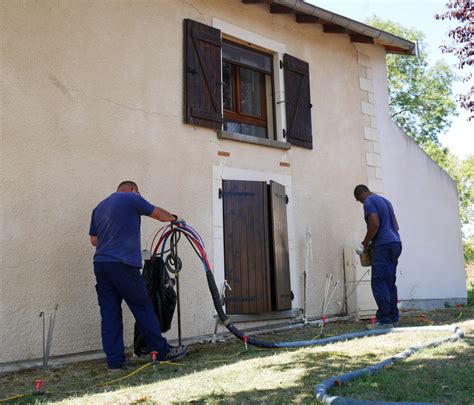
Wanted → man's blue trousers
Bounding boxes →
[371,242,402,324]
[94,261,170,368]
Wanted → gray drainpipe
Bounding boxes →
[273,0,416,55]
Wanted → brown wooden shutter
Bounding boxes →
[184,19,223,129]
[222,180,272,314]
[283,54,313,149]
[269,181,292,310]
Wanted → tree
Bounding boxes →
[366,17,458,144]
[435,0,473,118]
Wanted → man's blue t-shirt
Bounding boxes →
[89,192,155,268]
[363,194,401,247]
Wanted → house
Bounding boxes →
[0,0,466,366]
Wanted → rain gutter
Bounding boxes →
[273,0,417,56]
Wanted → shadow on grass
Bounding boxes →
[0,312,471,404]
[0,323,361,402]
[0,337,318,403]
[180,351,389,404]
[331,337,474,405]
[184,325,473,404]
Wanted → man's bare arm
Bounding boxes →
[362,213,379,247]
[149,206,176,222]
[90,235,97,246]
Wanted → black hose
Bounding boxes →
[206,264,401,349]
[165,225,460,351]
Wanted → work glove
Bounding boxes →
[355,243,365,256]
[171,215,186,225]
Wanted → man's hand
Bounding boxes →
[356,244,365,255]
[90,235,97,247]
[172,215,186,225]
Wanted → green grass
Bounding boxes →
[467,278,474,306]
[0,308,472,404]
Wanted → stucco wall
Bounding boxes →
[361,45,466,304]
[1,0,371,363]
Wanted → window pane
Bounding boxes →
[223,42,272,73]
[223,121,241,134]
[224,121,266,138]
[241,123,266,138]
[240,68,262,117]
[223,62,233,111]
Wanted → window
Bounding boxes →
[222,41,274,139]
[184,18,313,149]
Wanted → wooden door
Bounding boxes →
[222,180,272,314]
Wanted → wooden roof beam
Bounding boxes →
[242,0,264,4]
[350,34,374,44]
[384,45,412,55]
[270,3,293,14]
[323,25,346,34]
[295,14,319,24]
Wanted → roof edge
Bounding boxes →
[273,0,416,55]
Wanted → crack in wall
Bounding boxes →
[182,0,205,19]
[93,98,178,118]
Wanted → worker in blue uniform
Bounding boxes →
[89,180,188,370]
[354,184,402,329]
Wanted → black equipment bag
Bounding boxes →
[133,255,177,356]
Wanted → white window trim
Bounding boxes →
[212,18,287,143]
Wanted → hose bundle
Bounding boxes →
[149,223,415,349]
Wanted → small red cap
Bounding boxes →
[35,379,44,393]
[151,351,158,362]
[242,335,248,343]
[370,316,376,324]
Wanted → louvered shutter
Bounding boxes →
[283,54,313,149]
[222,180,272,314]
[269,181,292,310]
[184,19,223,129]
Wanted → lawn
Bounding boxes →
[0,307,472,404]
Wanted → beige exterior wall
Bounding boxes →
[2,0,376,363]
[361,45,466,306]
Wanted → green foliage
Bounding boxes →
[464,241,474,265]
[366,17,458,144]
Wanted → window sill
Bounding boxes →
[217,130,291,150]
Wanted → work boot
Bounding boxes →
[164,345,189,362]
[366,322,394,330]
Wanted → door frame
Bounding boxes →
[212,166,298,314]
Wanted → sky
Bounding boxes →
[307,0,473,160]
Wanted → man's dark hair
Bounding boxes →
[117,180,138,190]
[354,184,370,199]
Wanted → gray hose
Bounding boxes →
[315,325,464,404]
